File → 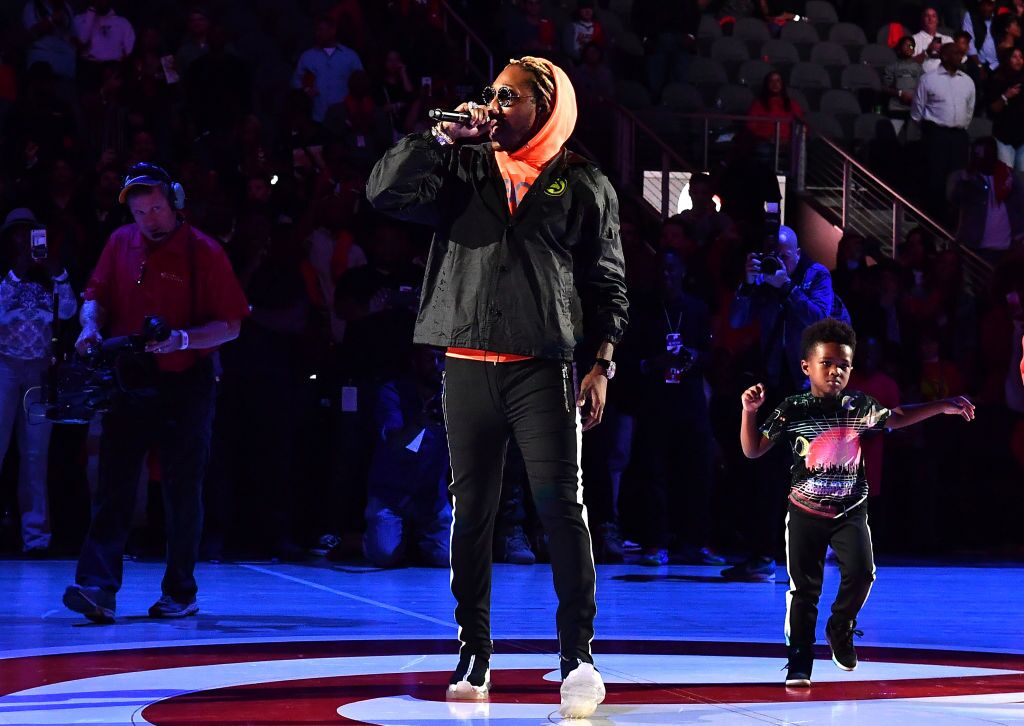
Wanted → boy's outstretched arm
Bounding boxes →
[886,396,976,430]
[740,383,776,458]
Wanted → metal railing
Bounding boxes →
[796,124,994,292]
[439,1,493,85]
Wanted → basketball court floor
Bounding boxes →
[1,557,1022,724]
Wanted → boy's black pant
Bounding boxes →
[785,502,875,647]
[442,356,596,662]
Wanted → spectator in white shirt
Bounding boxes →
[913,7,953,61]
[963,0,999,74]
[911,42,976,220]
[923,31,974,76]
[74,0,134,63]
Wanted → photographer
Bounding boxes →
[63,163,249,623]
[363,345,451,569]
[0,209,76,556]
[722,224,836,581]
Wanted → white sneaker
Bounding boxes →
[559,662,605,719]
[446,654,491,700]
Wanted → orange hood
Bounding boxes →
[494,58,577,213]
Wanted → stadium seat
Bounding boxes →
[804,110,846,140]
[810,40,851,86]
[711,36,751,80]
[616,80,652,109]
[686,56,729,105]
[780,20,820,59]
[820,88,862,116]
[806,0,839,25]
[787,87,811,112]
[615,31,645,57]
[661,82,704,111]
[697,13,722,54]
[760,39,800,76]
[737,58,773,87]
[829,22,869,55]
[735,17,771,56]
[854,112,888,142]
[596,8,627,43]
[789,61,833,108]
[841,63,881,92]
[859,43,898,68]
[714,83,755,114]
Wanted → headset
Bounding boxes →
[120,163,187,210]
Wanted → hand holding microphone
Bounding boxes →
[430,101,496,141]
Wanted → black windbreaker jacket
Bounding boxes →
[366,131,628,361]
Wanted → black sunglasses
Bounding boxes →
[482,85,537,108]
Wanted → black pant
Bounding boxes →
[784,502,875,647]
[921,121,969,223]
[442,357,596,661]
[76,361,216,604]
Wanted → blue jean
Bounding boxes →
[75,360,215,605]
[363,496,451,568]
[0,354,52,550]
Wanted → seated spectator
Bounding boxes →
[505,0,558,58]
[22,0,76,83]
[74,0,135,65]
[759,0,806,36]
[883,36,924,127]
[963,0,1000,74]
[292,15,364,123]
[323,70,388,172]
[988,46,1024,171]
[570,42,614,105]
[948,136,1024,265]
[363,345,450,568]
[0,208,77,556]
[911,42,975,221]
[563,0,606,64]
[913,7,954,60]
[184,24,252,137]
[746,70,804,148]
[674,172,735,249]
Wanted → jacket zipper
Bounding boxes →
[561,362,572,413]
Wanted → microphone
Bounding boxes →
[428,108,473,125]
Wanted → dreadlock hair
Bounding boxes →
[801,318,858,360]
[507,56,555,118]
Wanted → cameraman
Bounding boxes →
[63,164,249,623]
[722,225,835,581]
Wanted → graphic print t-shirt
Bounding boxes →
[760,391,891,518]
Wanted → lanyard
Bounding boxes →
[663,306,682,334]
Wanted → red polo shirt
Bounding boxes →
[84,222,250,372]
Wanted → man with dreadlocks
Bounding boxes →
[368,56,627,719]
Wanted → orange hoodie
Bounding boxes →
[448,58,578,363]
[494,58,578,214]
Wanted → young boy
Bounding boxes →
[739,319,975,687]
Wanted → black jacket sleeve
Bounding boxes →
[578,168,629,348]
[366,131,451,228]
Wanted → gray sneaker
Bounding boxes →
[148,595,199,618]
[499,526,536,565]
[598,521,625,563]
[63,585,115,624]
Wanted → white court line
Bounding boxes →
[239,564,457,630]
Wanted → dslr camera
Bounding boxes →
[752,251,785,276]
[40,316,172,424]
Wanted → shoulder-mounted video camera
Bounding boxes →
[39,316,171,424]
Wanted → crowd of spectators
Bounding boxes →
[0,0,1021,571]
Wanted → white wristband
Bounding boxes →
[178,330,190,350]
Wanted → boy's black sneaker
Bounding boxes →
[826,616,863,671]
[447,654,490,700]
[784,645,813,687]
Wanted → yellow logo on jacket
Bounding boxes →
[544,178,568,197]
